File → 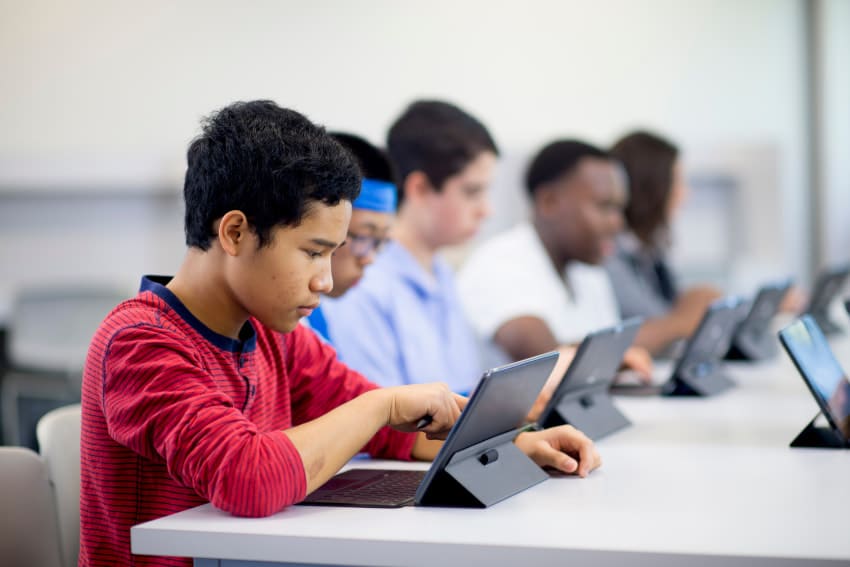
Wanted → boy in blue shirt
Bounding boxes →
[321,101,498,393]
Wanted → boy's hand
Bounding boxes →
[384,383,466,439]
[619,346,654,384]
[514,425,601,477]
[779,285,807,314]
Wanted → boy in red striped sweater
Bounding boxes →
[79,100,601,567]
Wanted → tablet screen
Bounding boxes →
[679,298,743,371]
[741,281,791,335]
[780,316,850,440]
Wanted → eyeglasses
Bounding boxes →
[345,232,390,258]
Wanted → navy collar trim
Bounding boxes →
[140,275,257,353]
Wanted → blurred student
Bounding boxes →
[79,100,601,567]
[607,131,803,355]
[304,133,396,344]
[606,131,728,355]
[457,140,653,398]
[321,100,497,394]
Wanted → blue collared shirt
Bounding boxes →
[320,241,482,393]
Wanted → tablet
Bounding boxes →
[613,297,744,396]
[805,265,850,335]
[727,279,792,360]
[300,351,559,507]
[779,316,850,446]
[538,318,641,433]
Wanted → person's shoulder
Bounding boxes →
[569,262,618,305]
[460,223,542,283]
[604,248,631,272]
[569,261,611,283]
[470,223,534,258]
[96,292,173,338]
[89,292,199,364]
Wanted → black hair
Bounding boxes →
[184,100,361,250]
[525,140,609,196]
[386,100,498,203]
[329,132,394,183]
[609,131,679,245]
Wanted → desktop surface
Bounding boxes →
[131,337,850,567]
[132,446,850,566]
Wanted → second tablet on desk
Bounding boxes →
[537,318,642,440]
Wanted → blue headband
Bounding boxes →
[352,178,397,213]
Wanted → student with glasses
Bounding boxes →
[304,133,396,345]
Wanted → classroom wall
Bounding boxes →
[0,0,823,317]
[818,0,850,268]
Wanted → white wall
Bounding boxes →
[818,0,850,268]
[0,0,812,317]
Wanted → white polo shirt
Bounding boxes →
[457,222,621,355]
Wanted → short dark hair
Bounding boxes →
[386,100,498,203]
[329,132,394,183]
[184,100,361,250]
[525,140,609,196]
[609,131,679,244]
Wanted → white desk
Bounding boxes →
[609,356,821,448]
[132,350,850,567]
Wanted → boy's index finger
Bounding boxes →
[452,393,469,410]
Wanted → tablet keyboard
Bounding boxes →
[300,469,427,508]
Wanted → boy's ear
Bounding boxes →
[534,183,560,217]
[401,171,435,204]
[217,210,250,256]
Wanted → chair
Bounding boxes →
[1,284,127,447]
[37,404,82,567]
[0,446,63,567]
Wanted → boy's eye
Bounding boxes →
[305,250,323,259]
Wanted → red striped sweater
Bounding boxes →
[80,276,416,566]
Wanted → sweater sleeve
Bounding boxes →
[101,323,307,517]
[286,325,417,461]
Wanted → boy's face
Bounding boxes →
[547,157,626,265]
[229,201,351,333]
[327,208,394,298]
[424,150,496,247]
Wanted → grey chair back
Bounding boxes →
[0,446,63,567]
[38,404,82,567]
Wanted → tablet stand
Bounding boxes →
[664,361,735,397]
[417,429,548,508]
[790,413,848,449]
[541,384,630,440]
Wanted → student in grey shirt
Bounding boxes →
[606,131,721,356]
